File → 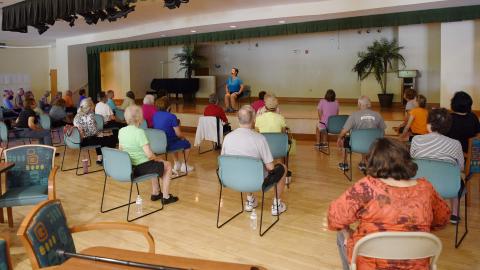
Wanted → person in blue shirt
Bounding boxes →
[224,67,244,113]
[152,96,194,175]
[106,90,117,111]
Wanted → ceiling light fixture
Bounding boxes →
[190,30,197,33]
[164,0,189,9]
[278,20,286,24]
[229,25,237,28]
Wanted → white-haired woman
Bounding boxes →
[142,94,157,128]
[73,98,118,164]
[119,105,178,204]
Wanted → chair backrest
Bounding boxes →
[327,115,349,135]
[350,128,384,154]
[0,122,8,143]
[140,119,148,129]
[262,133,289,159]
[17,200,76,269]
[0,237,12,270]
[144,128,167,154]
[4,145,55,189]
[414,158,461,199]
[94,114,104,131]
[101,147,133,182]
[218,155,264,192]
[115,109,125,122]
[350,232,442,270]
[39,114,51,130]
[63,127,81,150]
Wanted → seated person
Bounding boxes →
[446,91,480,153]
[256,93,281,115]
[74,98,118,164]
[337,96,386,171]
[316,89,339,148]
[39,91,51,112]
[204,94,230,133]
[49,98,69,128]
[95,91,124,137]
[52,91,63,103]
[3,90,14,110]
[400,94,428,141]
[64,90,77,114]
[255,95,286,133]
[120,91,136,110]
[410,108,464,224]
[394,88,417,134]
[14,88,25,110]
[222,105,287,215]
[142,94,157,128]
[153,96,194,174]
[119,105,178,204]
[328,137,450,270]
[78,89,87,107]
[2,90,19,119]
[15,98,52,146]
[224,68,244,113]
[24,90,34,100]
[106,90,117,111]
[251,91,266,113]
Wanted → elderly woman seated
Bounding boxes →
[119,105,178,204]
[328,137,450,270]
[73,98,117,164]
[142,94,157,128]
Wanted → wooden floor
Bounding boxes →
[2,135,480,270]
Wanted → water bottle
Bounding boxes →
[135,195,143,215]
[250,209,257,230]
[82,159,89,174]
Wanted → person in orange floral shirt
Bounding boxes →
[328,138,450,270]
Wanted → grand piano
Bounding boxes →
[150,78,200,103]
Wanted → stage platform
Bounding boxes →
[170,101,404,138]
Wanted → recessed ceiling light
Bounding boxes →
[278,20,286,24]
[160,34,166,37]
[229,25,237,28]
[190,30,197,33]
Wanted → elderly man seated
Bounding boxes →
[221,105,287,216]
[337,96,386,171]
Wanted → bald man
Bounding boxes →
[221,105,287,216]
[337,96,386,171]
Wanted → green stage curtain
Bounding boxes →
[87,52,101,103]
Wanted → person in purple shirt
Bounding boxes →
[316,89,339,148]
[153,96,194,175]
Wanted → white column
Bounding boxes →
[440,20,480,110]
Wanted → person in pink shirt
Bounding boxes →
[316,89,339,148]
[142,94,157,128]
[251,91,266,113]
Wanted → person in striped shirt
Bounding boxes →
[410,108,464,224]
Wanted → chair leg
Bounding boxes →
[259,186,280,236]
[101,175,136,213]
[455,192,468,248]
[343,148,352,181]
[171,150,189,180]
[198,141,216,154]
[127,180,163,222]
[7,207,13,228]
[216,186,244,228]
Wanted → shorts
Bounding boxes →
[317,122,327,131]
[133,160,164,178]
[167,138,192,152]
[262,164,285,190]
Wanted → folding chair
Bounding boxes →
[344,128,384,181]
[319,115,349,155]
[60,127,103,176]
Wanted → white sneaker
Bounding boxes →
[271,200,287,216]
[173,161,181,172]
[180,163,194,173]
[245,195,258,212]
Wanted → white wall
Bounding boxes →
[399,23,441,103]
[130,47,169,98]
[68,44,89,92]
[0,48,50,97]
[100,50,131,98]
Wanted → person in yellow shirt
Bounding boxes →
[400,94,428,141]
[255,94,286,133]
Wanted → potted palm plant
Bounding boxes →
[173,45,205,78]
[353,38,405,107]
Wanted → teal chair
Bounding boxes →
[39,114,62,146]
[0,121,30,148]
[344,128,384,181]
[0,145,57,228]
[414,158,467,248]
[217,155,281,236]
[319,115,349,155]
[262,132,291,187]
[114,109,125,122]
[140,119,148,129]
[0,236,12,270]
[94,114,104,131]
[60,127,103,176]
[101,147,163,222]
[17,199,156,269]
[144,129,167,155]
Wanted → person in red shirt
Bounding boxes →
[204,94,228,123]
[251,91,266,113]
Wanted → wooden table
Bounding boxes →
[0,162,15,224]
[49,247,267,270]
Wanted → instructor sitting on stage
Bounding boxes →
[224,67,244,112]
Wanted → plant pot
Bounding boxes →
[377,93,394,108]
